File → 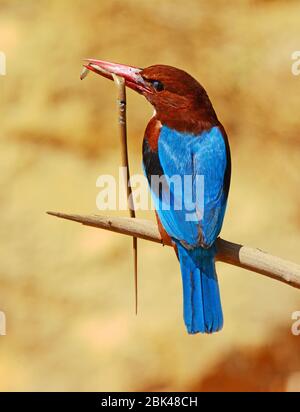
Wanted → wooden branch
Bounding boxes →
[81,64,138,313]
[111,73,138,314]
[47,212,300,290]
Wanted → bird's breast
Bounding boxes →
[142,117,164,183]
[144,117,162,151]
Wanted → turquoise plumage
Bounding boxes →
[146,125,228,333]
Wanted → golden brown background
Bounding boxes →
[0,0,300,391]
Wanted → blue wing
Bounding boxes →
[149,125,228,248]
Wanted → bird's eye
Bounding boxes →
[151,80,164,92]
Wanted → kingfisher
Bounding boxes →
[84,60,231,334]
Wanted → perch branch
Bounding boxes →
[47,212,300,290]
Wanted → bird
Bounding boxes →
[84,60,231,334]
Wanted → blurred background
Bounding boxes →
[0,0,300,392]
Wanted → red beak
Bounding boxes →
[82,59,151,94]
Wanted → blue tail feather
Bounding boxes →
[176,242,223,334]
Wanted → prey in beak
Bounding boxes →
[81,59,152,95]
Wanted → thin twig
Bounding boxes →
[81,64,138,314]
[47,212,300,290]
[111,74,138,315]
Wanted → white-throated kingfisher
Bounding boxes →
[85,60,231,334]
